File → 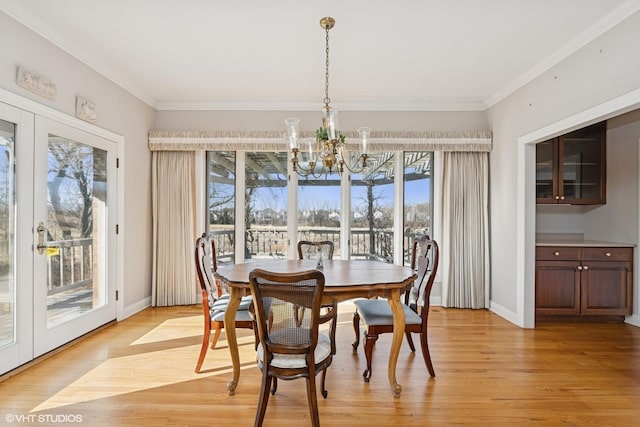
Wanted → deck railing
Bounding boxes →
[208,228,423,265]
[46,238,93,295]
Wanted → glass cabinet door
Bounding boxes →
[535,139,556,202]
[558,123,606,204]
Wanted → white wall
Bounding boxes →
[488,10,640,326]
[0,11,155,316]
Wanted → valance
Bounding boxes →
[148,130,492,152]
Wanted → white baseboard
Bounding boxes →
[625,314,640,327]
[488,300,521,327]
[118,297,151,321]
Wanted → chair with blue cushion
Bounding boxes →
[352,235,439,382]
[249,268,337,427]
[194,233,254,373]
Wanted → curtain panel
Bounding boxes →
[440,152,490,309]
[151,151,197,306]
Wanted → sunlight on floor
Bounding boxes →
[130,315,202,345]
[30,317,257,412]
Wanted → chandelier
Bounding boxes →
[285,17,370,177]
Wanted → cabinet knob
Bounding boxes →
[583,265,589,270]
[605,252,612,257]
[555,196,560,200]
[577,266,583,270]
[553,251,560,256]
[560,196,565,200]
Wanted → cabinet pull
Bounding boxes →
[605,252,612,257]
[553,251,560,256]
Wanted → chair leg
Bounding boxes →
[270,377,278,395]
[352,311,361,351]
[305,374,321,427]
[294,305,306,327]
[195,331,210,373]
[320,368,329,398]
[362,330,378,383]
[405,331,416,352]
[255,372,273,427]
[420,332,436,377]
[209,328,222,350]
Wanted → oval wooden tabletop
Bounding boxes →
[216,259,417,294]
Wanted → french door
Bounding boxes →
[0,102,117,374]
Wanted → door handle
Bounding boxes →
[36,222,47,255]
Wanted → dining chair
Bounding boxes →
[297,240,334,261]
[352,235,439,382]
[249,268,337,427]
[295,240,335,325]
[194,233,254,373]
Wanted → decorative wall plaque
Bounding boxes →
[16,66,57,100]
[76,96,97,123]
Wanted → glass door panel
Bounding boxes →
[0,103,34,375]
[33,117,116,357]
[0,119,16,348]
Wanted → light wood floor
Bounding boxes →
[2,303,640,426]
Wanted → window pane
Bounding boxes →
[404,152,433,266]
[245,152,288,260]
[46,135,107,326]
[297,170,341,259]
[206,151,235,265]
[350,152,395,262]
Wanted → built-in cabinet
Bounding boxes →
[536,121,606,204]
[535,245,633,321]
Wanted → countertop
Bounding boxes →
[536,233,635,247]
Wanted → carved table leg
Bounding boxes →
[387,288,405,397]
[224,287,242,396]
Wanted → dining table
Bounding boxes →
[214,258,417,398]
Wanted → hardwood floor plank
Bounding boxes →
[1,304,639,426]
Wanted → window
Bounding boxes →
[298,169,341,258]
[206,150,432,264]
[245,152,288,260]
[206,151,235,265]
[351,152,395,261]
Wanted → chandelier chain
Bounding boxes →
[324,25,331,108]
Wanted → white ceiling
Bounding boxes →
[2,0,640,111]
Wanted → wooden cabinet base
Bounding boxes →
[535,245,633,323]
[536,314,625,323]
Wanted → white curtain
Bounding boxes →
[151,151,197,306]
[440,152,490,309]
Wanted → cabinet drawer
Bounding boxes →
[536,247,581,261]
[582,247,633,262]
